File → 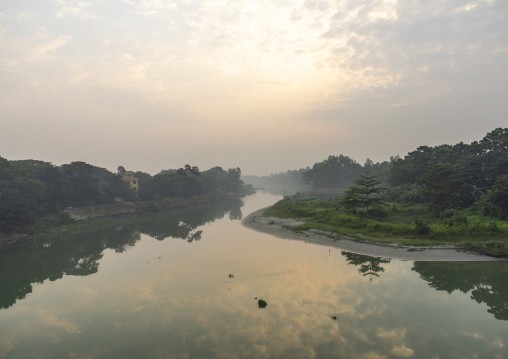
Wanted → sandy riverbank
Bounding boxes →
[242,208,505,261]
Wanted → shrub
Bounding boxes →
[415,219,431,236]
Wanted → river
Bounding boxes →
[0,191,507,358]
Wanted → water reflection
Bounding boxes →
[341,251,391,279]
[134,197,243,242]
[412,261,508,321]
[0,198,243,310]
[1,192,507,359]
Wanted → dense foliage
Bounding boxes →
[265,127,508,256]
[389,128,508,216]
[299,127,508,218]
[0,158,245,233]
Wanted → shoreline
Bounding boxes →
[242,208,505,262]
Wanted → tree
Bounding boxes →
[389,146,434,186]
[226,167,243,191]
[61,161,101,205]
[420,162,467,214]
[341,173,386,214]
[14,159,66,211]
[489,175,508,217]
[303,155,363,189]
[0,157,45,231]
[117,166,126,176]
[480,128,508,186]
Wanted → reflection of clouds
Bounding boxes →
[362,353,387,359]
[0,307,81,351]
[378,328,406,340]
[36,309,80,335]
[489,339,504,349]
[126,252,399,358]
[0,336,15,357]
[391,345,414,357]
[1,231,506,358]
[18,308,81,335]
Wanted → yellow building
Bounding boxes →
[122,171,139,192]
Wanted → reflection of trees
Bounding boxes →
[341,251,391,279]
[412,262,508,321]
[0,224,140,310]
[0,198,244,310]
[137,198,243,241]
[229,203,243,220]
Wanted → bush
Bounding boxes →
[415,219,431,236]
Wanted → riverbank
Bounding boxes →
[242,208,505,261]
[1,190,253,251]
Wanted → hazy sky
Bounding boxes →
[1,0,507,175]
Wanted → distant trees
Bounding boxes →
[138,165,243,200]
[241,168,310,192]
[303,155,392,190]
[303,155,363,189]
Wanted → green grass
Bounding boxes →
[265,198,508,257]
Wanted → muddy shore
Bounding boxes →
[242,208,505,261]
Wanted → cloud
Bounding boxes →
[25,35,72,62]
[0,0,507,173]
[124,0,179,15]
[56,6,96,19]
[18,12,39,20]
[391,345,415,357]
[55,0,97,19]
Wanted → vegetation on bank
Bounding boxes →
[0,156,253,235]
[265,128,508,258]
[265,197,508,257]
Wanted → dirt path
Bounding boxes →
[242,208,505,261]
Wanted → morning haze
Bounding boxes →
[1,0,507,175]
[2,2,508,358]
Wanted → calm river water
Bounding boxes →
[1,192,507,359]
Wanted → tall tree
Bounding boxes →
[341,173,385,214]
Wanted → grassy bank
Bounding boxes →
[264,197,508,257]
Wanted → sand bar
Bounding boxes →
[242,208,506,262]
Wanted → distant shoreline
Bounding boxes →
[242,208,505,262]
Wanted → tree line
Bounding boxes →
[302,128,508,217]
[388,128,508,216]
[0,158,244,233]
[302,154,393,189]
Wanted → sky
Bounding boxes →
[1,0,507,176]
